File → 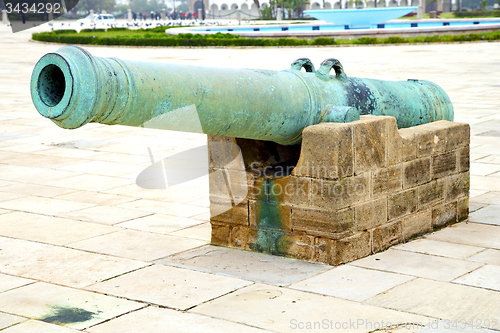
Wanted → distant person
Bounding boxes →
[150,11,154,20]
[139,12,142,20]
[194,12,197,20]
[143,13,147,20]
[132,12,137,21]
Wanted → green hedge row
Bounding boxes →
[32,29,500,47]
[454,10,500,18]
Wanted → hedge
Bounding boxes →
[32,29,500,47]
[454,10,500,18]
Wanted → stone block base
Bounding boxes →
[208,115,470,266]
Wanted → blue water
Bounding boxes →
[198,20,498,32]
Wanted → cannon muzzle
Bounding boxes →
[31,46,453,145]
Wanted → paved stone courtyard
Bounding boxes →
[0,23,500,332]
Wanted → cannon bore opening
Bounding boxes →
[38,64,66,107]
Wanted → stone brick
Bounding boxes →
[458,197,469,221]
[231,225,263,252]
[354,197,388,230]
[209,168,252,200]
[402,210,432,240]
[293,123,353,180]
[210,196,249,225]
[271,176,310,206]
[353,116,387,175]
[388,188,418,220]
[432,151,457,179]
[403,157,431,189]
[372,165,402,197]
[445,171,470,202]
[315,237,336,266]
[211,222,231,246]
[335,231,371,265]
[443,122,470,151]
[418,179,445,209]
[249,200,291,232]
[270,232,314,261]
[415,122,446,157]
[291,206,354,239]
[372,220,403,253]
[432,201,457,227]
[310,173,370,210]
[388,126,418,165]
[458,147,470,173]
[207,135,244,170]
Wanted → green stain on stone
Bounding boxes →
[269,232,289,256]
[253,178,291,256]
[40,306,97,324]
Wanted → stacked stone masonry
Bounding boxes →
[209,115,470,266]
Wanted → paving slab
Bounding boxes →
[0,183,76,198]
[103,184,174,201]
[54,191,137,206]
[470,190,488,199]
[1,320,82,332]
[87,264,252,310]
[44,174,131,191]
[366,278,500,326]
[68,229,207,261]
[0,237,147,288]
[59,160,144,177]
[0,165,79,185]
[289,265,415,302]
[0,211,118,245]
[61,205,153,225]
[0,273,34,293]
[157,245,330,286]
[469,205,500,225]
[426,222,500,250]
[471,191,500,205]
[466,249,500,266]
[394,239,485,259]
[0,196,95,216]
[0,312,26,330]
[192,283,432,333]
[0,282,144,330]
[452,265,500,292]
[469,202,486,213]
[114,213,204,234]
[470,163,500,176]
[169,222,211,242]
[117,199,209,218]
[470,175,500,192]
[0,191,26,202]
[86,306,268,333]
[350,249,482,281]
[476,154,500,165]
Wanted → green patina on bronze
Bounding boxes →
[31,46,453,146]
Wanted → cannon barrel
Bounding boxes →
[31,46,453,145]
